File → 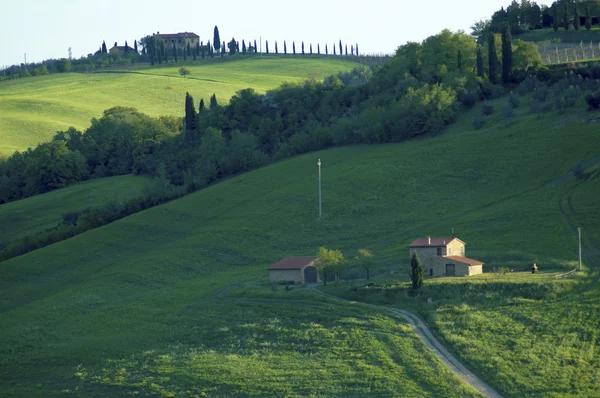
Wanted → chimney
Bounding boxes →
[427,236,431,245]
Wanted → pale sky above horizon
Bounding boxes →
[1,0,554,67]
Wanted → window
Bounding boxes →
[429,268,433,276]
[437,247,447,256]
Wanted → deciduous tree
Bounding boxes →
[355,249,373,280]
[316,247,345,285]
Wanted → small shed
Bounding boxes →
[268,257,319,284]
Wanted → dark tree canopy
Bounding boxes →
[410,252,424,289]
[488,33,498,84]
[501,22,512,84]
[476,46,484,78]
[213,26,221,51]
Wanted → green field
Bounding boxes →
[0,57,359,157]
[1,91,600,396]
[0,174,152,246]
[516,27,600,44]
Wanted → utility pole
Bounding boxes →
[318,159,322,217]
[578,227,582,271]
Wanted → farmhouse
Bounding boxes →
[409,236,483,277]
[109,44,135,54]
[268,257,319,284]
[155,32,200,49]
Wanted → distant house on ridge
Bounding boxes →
[268,257,319,284]
[109,44,135,54]
[155,32,200,50]
[409,235,483,277]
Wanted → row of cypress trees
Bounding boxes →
[473,22,513,85]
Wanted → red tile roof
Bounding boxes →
[409,237,462,247]
[268,257,318,270]
[156,32,199,39]
[444,256,484,265]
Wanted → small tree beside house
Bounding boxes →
[355,249,373,280]
[316,247,345,285]
[410,251,424,289]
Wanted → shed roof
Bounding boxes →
[409,237,465,247]
[268,256,318,270]
[443,255,484,266]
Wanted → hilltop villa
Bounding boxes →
[268,257,319,284]
[155,32,200,50]
[409,235,483,277]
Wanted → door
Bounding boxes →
[445,264,455,276]
[304,266,318,284]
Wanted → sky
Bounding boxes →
[1,0,555,67]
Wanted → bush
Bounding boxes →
[62,211,81,226]
[459,89,478,108]
[473,115,485,130]
[517,76,538,96]
[502,105,514,126]
[178,67,191,77]
[528,99,543,116]
[481,102,495,116]
[585,92,600,110]
[574,162,586,180]
[508,92,521,108]
[532,84,549,102]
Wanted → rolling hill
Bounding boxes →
[1,90,599,396]
[0,57,360,157]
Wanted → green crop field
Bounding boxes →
[1,91,600,396]
[0,57,359,157]
[0,174,153,246]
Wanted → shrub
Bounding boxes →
[62,211,81,226]
[532,84,549,102]
[178,67,191,77]
[481,102,495,116]
[502,105,514,126]
[491,85,505,99]
[528,99,543,116]
[584,92,600,109]
[574,162,586,179]
[517,76,538,96]
[473,115,485,130]
[459,89,478,108]
[508,92,521,108]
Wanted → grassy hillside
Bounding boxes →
[0,174,152,246]
[1,92,600,396]
[0,57,359,157]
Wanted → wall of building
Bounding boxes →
[269,269,304,283]
[469,265,483,276]
[447,240,465,257]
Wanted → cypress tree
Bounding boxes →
[586,4,592,31]
[501,22,512,84]
[134,40,138,54]
[333,44,336,55]
[345,44,348,55]
[284,41,287,54]
[195,43,199,59]
[553,6,559,32]
[318,43,320,54]
[160,41,165,63]
[302,42,305,55]
[213,26,221,53]
[410,252,424,289]
[310,43,313,54]
[488,33,497,84]
[254,40,257,53]
[185,92,196,139]
[574,5,580,31]
[199,98,205,113]
[476,46,484,78]
[187,42,191,56]
[356,43,359,56]
[102,41,107,54]
[242,40,247,54]
[457,50,463,71]
[339,40,342,56]
[173,43,178,62]
[183,44,187,61]
[210,93,218,109]
[125,41,129,53]
[325,44,328,55]
[564,6,570,31]
[293,41,296,55]
[266,40,269,54]
[275,41,278,54]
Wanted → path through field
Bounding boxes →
[214,283,503,397]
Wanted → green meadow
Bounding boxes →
[0,174,152,246]
[0,57,359,157]
[1,90,600,396]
